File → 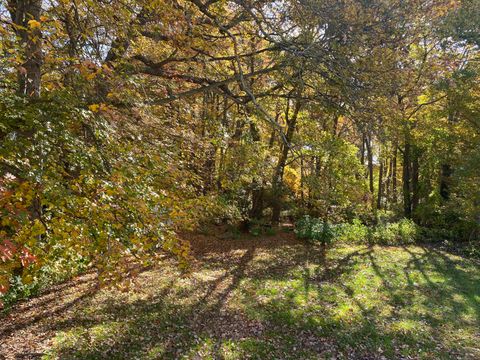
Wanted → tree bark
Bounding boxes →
[377,159,384,210]
[365,135,374,195]
[360,133,365,165]
[440,164,452,200]
[403,137,412,218]
[411,147,420,215]
[216,95,229,190]
[8,1,43,226]
[386,157,392,207]
[9,0,43,97]
[392,147,397,204]
[249,120,264,220]
[271,98,302,224]
[439,111,455,201]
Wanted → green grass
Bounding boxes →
[30,238,480,359]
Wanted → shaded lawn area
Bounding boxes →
[1,232,479,359]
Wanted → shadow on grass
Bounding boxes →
[403,246,480,324]
[9,236,480,359]
[0,272,99,339]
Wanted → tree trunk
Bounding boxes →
[360,133,365,165]
[249,121,264,220]
[300,155,305,205]
[440,111,455,201]
[392,147,397,204]
[10,0,43,97]
[440,164,452,200]
[203,146,216,194]
[377,159,384,210]
[386,157,392,207]
[271,99,302,224]
[411,147,420,215]
[8,0,43,226]
[217,95,229,190]
[403,138,412,218]
[365,135,374,195]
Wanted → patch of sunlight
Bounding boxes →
[256,285,279,297]
[458,309,478,324]
[292,289,318,306]
[334,302,361,322]
[231,249,250,256]
[221,340,243,359]
[390,319,423,335]
[193,268,225,281]
[238,338,274,357]
[428,273,447,283]
[378,304,395,318]
[145,344,166,359]
[53,321,123,352]
[333,245,366,256]
[257,278,299,296]
[349,271,379,290]
[403,270,422,285]
[50,326,88,349]
[447,327,479,348]
[252,251,277,261]
[86,321,124,344]
[452,292,468,304]
[183,337,215,359]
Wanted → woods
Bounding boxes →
[0,0,479,358]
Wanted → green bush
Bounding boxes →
[295,216,422,246]
[293,214,478,247]
[336,219,368,243]
[248,218,276,237]
[368,218,419,245]
[2,255,89,310]
[375,210,399,225]
[294,216,336,244]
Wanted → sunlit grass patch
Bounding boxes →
[40,241,480,359]
[237,245,480,358]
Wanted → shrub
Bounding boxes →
[2,254,89,310]
[336,219,368,243]
[294,216,336,244]
[247,218,276,237]
[295,216,422,246]
[368,218,419,245]
[375,210,399,225]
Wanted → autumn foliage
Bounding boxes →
[0,0,479,308]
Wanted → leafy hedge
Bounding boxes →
[294,216,336,244]
[295,216,420,245]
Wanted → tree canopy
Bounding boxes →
[0,0,479,306]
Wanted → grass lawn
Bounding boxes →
[1,232,479,359]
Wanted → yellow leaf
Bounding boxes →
[27,20,41,30]
[22,274,33,285]
[417,94,430,104]
[89,104,100,112]
[85,72,96,80]
[31,219,45,237]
